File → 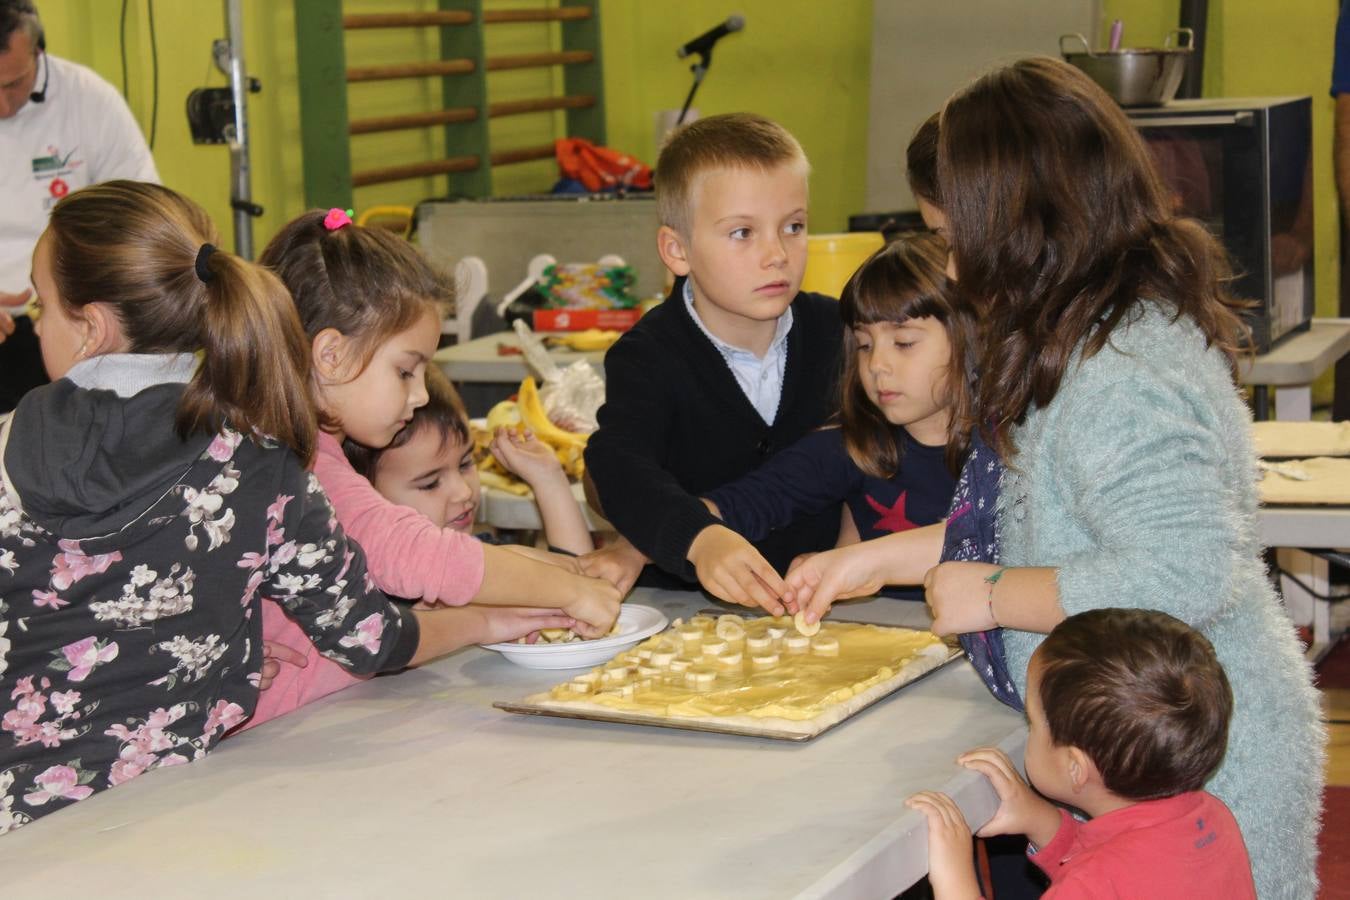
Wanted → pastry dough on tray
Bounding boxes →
[1252,421,1350,459]
[508,613,956,739]
[1259,456,1350,505]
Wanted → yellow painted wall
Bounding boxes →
[32,0,1339,360]
[599,1,873,235]
[33,0,871,255]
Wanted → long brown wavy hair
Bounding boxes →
[46,181,317,462]
[839,231,976,478]
[936,57,1250,459]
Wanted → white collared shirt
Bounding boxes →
[0,55,159,305]
[683,278,793,425]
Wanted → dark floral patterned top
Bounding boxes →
[0,356,418,833]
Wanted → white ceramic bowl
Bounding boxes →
[481,604,668,670]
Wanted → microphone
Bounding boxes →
[676,15,744,60]
[30,47,48,104]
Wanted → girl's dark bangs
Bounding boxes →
[840,250,948,327]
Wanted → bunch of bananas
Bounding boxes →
[475,376,590,495]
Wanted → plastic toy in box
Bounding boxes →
[532,263,643,332]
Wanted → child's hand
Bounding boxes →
[475,606,577,645]
[490,426,566,487]
[687,524,789,616]
[578,536,648,598]
[259,640,309,691]
[905,791,982,900]
[957,748,1061,849]
[497,543,584,574]
[923,562,1003,635]
[560,574,622,638]
[782,541,887,624]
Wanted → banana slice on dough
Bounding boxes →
[811,635,840,657]
[793,611,821,637]
[746,635,772,653]
[700,639,727,656]
[685,668,717,691]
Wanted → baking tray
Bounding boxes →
[495,622,963,742]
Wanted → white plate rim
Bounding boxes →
[481,604,668,654]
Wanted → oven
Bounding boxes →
[1126,96,1314,352]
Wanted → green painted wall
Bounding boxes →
[34,0,872,252]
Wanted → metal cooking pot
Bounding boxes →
[1059,28,1194,107]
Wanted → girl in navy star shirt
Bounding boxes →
[703,231,975,599]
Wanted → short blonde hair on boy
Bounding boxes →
[655,112,809,236]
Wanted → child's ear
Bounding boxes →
[656,225,692,278]
[1065,746,1098,794]
[311,327,349,382]
[81,301,126,357]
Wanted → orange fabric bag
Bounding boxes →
[554,138,652,192]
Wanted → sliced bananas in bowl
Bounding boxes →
[481,605,669,670]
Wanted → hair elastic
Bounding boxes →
[194,243,217,284]
[323,208,354,231]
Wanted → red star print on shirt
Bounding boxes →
[866,491,917,533]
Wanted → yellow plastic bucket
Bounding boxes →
[801,232,885,299]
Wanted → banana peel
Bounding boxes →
[517,376,588,451]
[478,468,533,497]
[485,398,522,433]
[476,377,589,487]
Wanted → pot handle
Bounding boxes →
[1059,33,1095,57]
[1164,27,1195,50]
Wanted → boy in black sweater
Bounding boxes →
[582,113,843,613]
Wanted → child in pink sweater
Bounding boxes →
[908,608,1255,899]
[243,209,619,727]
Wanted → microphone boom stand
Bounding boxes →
[676,50,712,127]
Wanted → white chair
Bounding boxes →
[447,256,489,346]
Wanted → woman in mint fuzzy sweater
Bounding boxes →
[786,58,1324,899]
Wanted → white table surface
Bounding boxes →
[435,331,608,384]
[1260,503,1349,662]
[478,481,612,532]
[1260,504,1350,550]
[1239,319,1350,386]
[0,589,1025,899]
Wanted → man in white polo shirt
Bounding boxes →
[0,0,158,411]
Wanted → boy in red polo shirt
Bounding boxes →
[909,608,1256,899]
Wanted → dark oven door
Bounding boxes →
[1132,112,1266,309]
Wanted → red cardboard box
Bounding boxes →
[532,308,642,331]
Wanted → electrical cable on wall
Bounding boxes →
[147,0,158,150]
[118,0,128,99]
[116,0,158,151]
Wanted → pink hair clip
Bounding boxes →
[323,207,354,231]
